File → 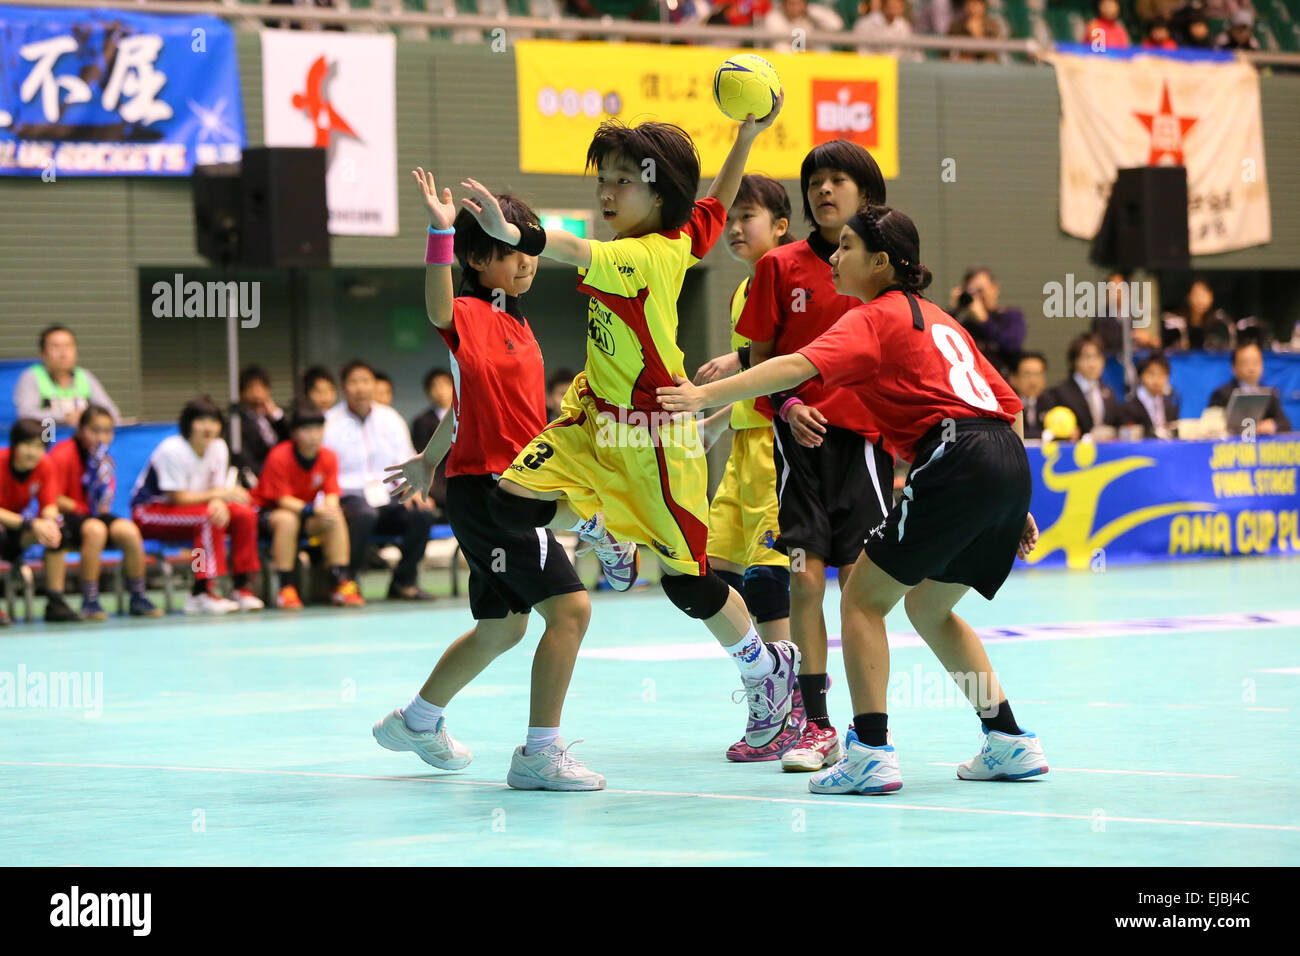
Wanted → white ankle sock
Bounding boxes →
[723,627,774,680]
[402,694,444,732]
[525,726,560,755]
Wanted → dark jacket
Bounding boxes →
[1042,376,1124,434]
[230,403,290,477]
[1121,393,1180,438]
[1019,393,1046,441]
[1207,380,1292,432]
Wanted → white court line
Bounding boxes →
[2,760,1293,833]
[1164,704,1209,710]
[930,764,1232,780]
[1245,707,1289,712]
[1087,702,1129,707]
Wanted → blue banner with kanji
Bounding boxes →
[0,5,245,176]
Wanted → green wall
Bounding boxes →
[2,36,1299,424]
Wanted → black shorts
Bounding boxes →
[58,513,124,550]
[0,526,25,562]
[771,419,894,569]
[446,474,585,620]
[865,418,1031,600]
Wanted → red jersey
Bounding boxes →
[436,288,547,478]
[0,447,56,514]
[798,289,1021,461]
[254,441,340,507]
[735,232,881,441]
[46,438,93,514]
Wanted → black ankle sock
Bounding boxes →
[852,712,889,747]
[192,579,209,597]
[979,699,1022,736]
[329,566,347,586]
[797,673,829,725]
[232,573,249,590]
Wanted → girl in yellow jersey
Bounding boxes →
[459,104,810,756]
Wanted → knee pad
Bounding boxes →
[712,567,745,594]
[743,565,791,624]
[661,570,731,620]
[488,486,558,532]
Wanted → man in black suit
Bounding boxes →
[1042,332,1123,436]
[1010,351,1049,440]
[1206,343,1292,434]
[230,365,290,479]
[1122,353,1180,439]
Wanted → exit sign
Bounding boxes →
[539,209,593,239]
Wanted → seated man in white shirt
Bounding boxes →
[324,360,436,601]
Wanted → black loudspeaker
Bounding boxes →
[192,163,242,265]
[1091,166,1190,271]
[239,147,331,268]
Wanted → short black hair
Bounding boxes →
[78,404,114,429]
[961,266,996,286]
[587,120,702,231]
[179,397,225,439]
[289,402,326,430]
[453,194,541,295]
[1015,351,1048,373]
[1231,341,1263,364]
[423,367,453,393]
[799,140,886,226]
[1066,332,1105,369]
[39,324,73,353]
[1137,353,1171,376]
[238,364,271,393]
[373,370,393,386]
[302,365,335,394]
[339,359,374,384]
[847,205,932,293]
[9,418,47,450]
[547,368,577,392]
[733,174,795,246]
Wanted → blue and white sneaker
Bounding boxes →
[372,709,473,771]
[956,729,1049,781]
[507,738,606,791]
[843,724,893,749]
[809,740,902,794]
[575,512,639,592]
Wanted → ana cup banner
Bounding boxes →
[0,5,244,177]
[514,40,898,180]
[260,30,397,236]
[1021,436,1300,570]
[1049,47,1270,256]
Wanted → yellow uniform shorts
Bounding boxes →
[503,373,710,576]
[707,425,788,570]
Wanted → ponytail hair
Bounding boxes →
[847,205,932,293]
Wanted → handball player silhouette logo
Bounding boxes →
[1133,80,1198,166]
[290,55,360,161]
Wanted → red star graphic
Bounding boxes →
[1133,81,1197,166]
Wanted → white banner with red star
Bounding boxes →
[1050,50,1270,256]
[260,30,396,236]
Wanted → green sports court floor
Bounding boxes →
[2,557,1297,866]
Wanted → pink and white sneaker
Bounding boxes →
[781,722,843,772]
[726,685,804,762]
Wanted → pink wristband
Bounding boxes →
[779,397,805,422]
[425,227,454,265]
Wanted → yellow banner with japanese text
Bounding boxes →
[514,40,898,180]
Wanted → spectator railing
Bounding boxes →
[18,0,1300,67]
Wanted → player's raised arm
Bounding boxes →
[658,352,816,414]
[707,91,783,211]
[461,178,592,270]
[414,167,456,330]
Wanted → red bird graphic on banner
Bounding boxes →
[290,55,359,152]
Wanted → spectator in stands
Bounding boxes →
[1010,351,1049,441]
[1206,343,1292,434]
[947,0,1002,61]
[373,371,395,407]
[566,0,659,20]
[1087,0,1131,50]
[950,266,1025,375]
[1217,9,1260,50]
[325,360,435,601]
[131,398,264,615]
[1043,333,1124,437]
[913,0,954,36]
[1137,0,1184,21]
[411,367,454,451]
[764,0,845,52]
[255,404,364,610]
[708,0,773,26]
[303,366,339,414]
[1162,278,1235,352]
[1176,4,1215,47]
[546,368,577,422]
[1142,15,1177,49]
[47,405,161,620]
[0,418,76,624]
[14,325,121,428]
[230,365,289,480]
[856,0,923,59]
[1122,353,1180,439]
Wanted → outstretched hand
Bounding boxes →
[460,177,519,244]
[657,374,707,414]
[412,167,456,231]
[384,456,435,504]
[740,90,784,138]
[1017,513,1039,560]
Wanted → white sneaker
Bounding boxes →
[957,729,1049,781]
[506,738,606,791]
[233,588,265,612]
[372,709,473,771]
[808,740,903,795]
[575,512,639,591]
[183,591,239,615]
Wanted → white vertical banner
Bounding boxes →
[260,29,397,236]
[1050,51,1270,256]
